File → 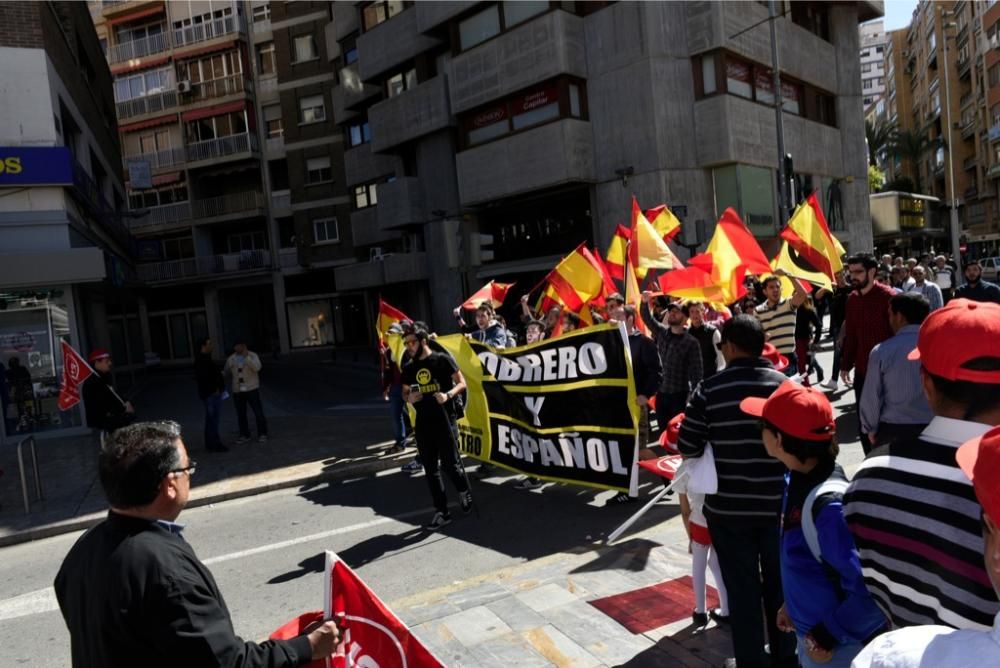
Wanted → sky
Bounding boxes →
[880,0,919,30]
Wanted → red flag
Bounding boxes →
[460,280,515,310]
[375,298,410,346]
[591,249,620,303]
[58,341,94,411]
[638,454,684,480]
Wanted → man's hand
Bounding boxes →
[868,432,877,446]
[636,394,648,407]
[840,369,852,385]
[306,620,341,660]
[641,291,652,304]
[452,307,462,318]
[408,390,423,404]
[520,294,529,305]
[124,401,135,414]
[773,268,787,278]
[776,604,794,633]
[433,392,449,405]
[804,635,834,664]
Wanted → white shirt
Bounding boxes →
[851,612,1000,667]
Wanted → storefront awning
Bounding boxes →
[181,100,246,122]
[151,171,183,186]
[106,3,165,26]
[119,113,178,134]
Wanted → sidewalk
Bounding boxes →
[0,358,409,546]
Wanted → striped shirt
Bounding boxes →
[755,299,797,355]
[843,417,1000,631]
[677,357,787,525]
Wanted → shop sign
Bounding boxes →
[512,86,558,114]
[0,146,73,186]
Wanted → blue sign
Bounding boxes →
[0,146,73,186]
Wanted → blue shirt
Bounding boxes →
[903,281,943,311]
[860,325,934,433]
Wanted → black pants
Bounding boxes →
[854,371,870,454]
[415,417,469,513]
[654,390,687,437]
[234,389,268,438]
[709,521,796,668]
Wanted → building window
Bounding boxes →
[299,94,326,124]
[292,34,319,63]
[458,2,551,51]
[257,42,276,75]
[702,53,717,95]
[306,156,332,184]
[502,1,549,28]
[354,181,378,209]
[287,299,334,347]
[386,67,417,97]
[129,183,188,209]
[713,164,777,237]
[312,217,339,244]
[227,231,266,252]
[362,0,405,31]
[185,110,247,143]
[511,85,560,129]
[726,58,753,99]
[460,77,587,148]
[347,120,371,147]
[341,34,359,65]
[252,3,270,23]
[264,105,283,138]
[114,67,173,102]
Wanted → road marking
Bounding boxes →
[0,508,432,622]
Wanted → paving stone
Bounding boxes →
[439,605,513,647]
[446,581,510,611]
[565,570,647,599]
[522,624,603,668]
[546,599,634,646]
[585,634,657,665]
[477,632,553,667]
[516,582,580,613]
[398,599,462,627]
[485,595,548,631]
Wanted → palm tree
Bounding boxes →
[889,129,935,194]
[865,118,897,167]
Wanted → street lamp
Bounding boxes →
[940,10,964,267]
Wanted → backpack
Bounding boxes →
[801,478,850,562]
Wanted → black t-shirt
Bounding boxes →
[401,352,459,422]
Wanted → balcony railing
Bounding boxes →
[190,190,264,219]
[188,74,252,102]
[185,132,257,163]
[137,249,270,283]
[123,147,186,172]
[107,32,169,64]
[70,161,131,246]
[116,89,179,120]
[173,15,245,48]
[130,201,192,229]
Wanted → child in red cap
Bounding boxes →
[741,380,887,667]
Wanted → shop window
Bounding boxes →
[386,68,417,97]
[713,164,777,237]
[292,34,318,63]
[306,156,332,184]
[299,94,326,124]
[287,299,333,347]
[257,42,276,75]
[726,58,752,99]
[354,181,378,209]
[511,85,560,129]
[363,0,405,31]
[461,77,587,148]
[312,217,339,244]
[348,120,371,147]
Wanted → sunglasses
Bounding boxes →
[170,461,197,477]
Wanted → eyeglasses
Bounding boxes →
[403,338,419,346]
[170,461,197,477]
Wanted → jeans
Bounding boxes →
[204,393,223,449]
[709,521,796,668]
[234,389,268,438]
[415,417,469,513]
[796,636,865,668]
[387,384,407,446]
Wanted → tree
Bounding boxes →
[865,118,897,167]
[890,129,936,194]
[868,164,886,193]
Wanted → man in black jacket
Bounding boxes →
[623,305,660,446]
[55,421,339,667]
[82,349,133,436]
[195,338,227,452]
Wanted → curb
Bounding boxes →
[0,451,414,548]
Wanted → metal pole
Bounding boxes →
[941,11,963,266]
[769,0,789,227]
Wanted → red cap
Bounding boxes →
[957,425,1000,525]
[761,343,790,372]
[739,380,835,442]
[907,299,1000,382]
[88,348,111,363]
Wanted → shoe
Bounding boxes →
[401,459,422,474]
[821,379,839,391]
[709,608,730,625]
[692,610,709,627]
[423,511,452,531]
[236,436,251,444]
[473,463,496,479]
[721,659,737,668]
[460,490,473,514]
[387,443,405,454]
[207,444,229,452]
[610,492,636,504]
[514,477,543,490]
[257,435,268,443]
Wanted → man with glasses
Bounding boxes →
[400,327,473,530]
[55,421,340,666]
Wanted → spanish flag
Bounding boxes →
[605,224,631,281]
[630,197,680,278]
[771,239,832,292]
[460,280,515,311]
[538,243,605,316]
[645,204,682,243]
[780,192,845,282]
[375,298,410,346]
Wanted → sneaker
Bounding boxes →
[610,492,636,504]
[709,608,730,625]
[821,379,839,391]
[257,435,268,443]
[473,463,497,479]
[236,436,251,444]
[460,490,473,514]
[401,459,422,474]
[387,443,405,454]
[514,477,543,490]
[692,610,708,627]
[423,511,452,531]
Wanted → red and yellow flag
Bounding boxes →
[538,243,605,317]
[460,280,515,311]
[780,192,845,282]
[375,298,410,346]
[629,198,680,279]
[645,205,682,243]
[605,224,631,281]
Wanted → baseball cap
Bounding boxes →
[761,343,790,373]
[88,348,111,363]
[606,292,625,305]
[664,301,682,312]
[739,380,835,442]
[907,299,1000,382]
[956,425,1000,525]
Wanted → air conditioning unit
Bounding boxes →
[177,80,192,93]
[369,247,384,262]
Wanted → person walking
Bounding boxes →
[955,259,1000,303]
[225,339,268,444]
[82,349,134,437]
[194,338,227,453]
[793,297,823,385]
[685,301,725,380]
[640,294,703,434]
[401,327,473,530]
[54,421,340,666]
[677,315,796,668]
[903,265,943,311]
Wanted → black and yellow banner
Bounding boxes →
[432,323,640,492]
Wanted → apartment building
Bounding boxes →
[861,20,889,109]
[0,1,132,437]
[882,27,916,183]
[328,0,881,334]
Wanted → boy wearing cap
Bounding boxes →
[851,424,1000,666]
[843,299,1000,632]
[742,381,887,667]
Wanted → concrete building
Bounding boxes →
[860,20,889,109]
[0,1,133,438]
[328,0,882,334]
[881,27,915,185]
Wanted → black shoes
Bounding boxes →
[692,608,729,627]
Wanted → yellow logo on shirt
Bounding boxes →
[416,368,432,385]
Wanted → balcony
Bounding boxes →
[958,56,971,79]
[964,155,978,171]
[137,249,271,284]
[173,14,245,49]
[70,161,131,247]
[271,190,291,215]
[265,135,285,157]
[278,248,299,269]
[357,8,441,81]
[185,132,258,164]
[190,191,265,222]
[107,32,169,65]
[415,1,479,32]
[965,184,979,200]
[376,177,425,231]
[123,147,185,172]
[333,259,386,290]
[343,143,402,188]
[963,120,977,139]
[384,251,428,283]
[116,90,178,120]
[332,251,428,290]
[990,124,1000,142]
[369,76,451,153]
[988,164,1000,178]
[350,206,401,247]
[130,201,192,230]
[332,63,380,119]
[187,74,252,103]
[456,119,595,206]
[449,10,587,115]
